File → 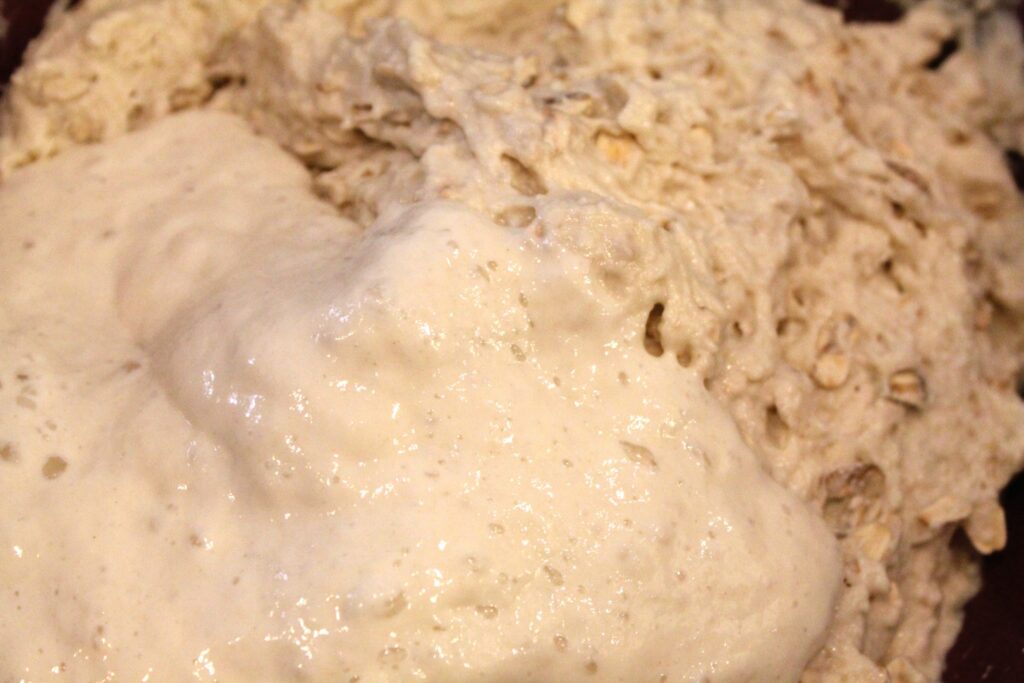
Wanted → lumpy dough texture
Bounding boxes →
[1,1,1023,682]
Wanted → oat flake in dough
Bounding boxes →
[1,1,1024,682]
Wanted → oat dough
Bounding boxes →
[1,1,1024,682]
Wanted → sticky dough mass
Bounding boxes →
[0,1,1023,682]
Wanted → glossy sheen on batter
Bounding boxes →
[0,112,841,681]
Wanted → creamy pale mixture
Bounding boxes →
[1,1,1023,682]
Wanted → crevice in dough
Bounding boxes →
[643,303,665,358]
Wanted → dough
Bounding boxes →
[0,111,841,681]
[1,1,1022,681]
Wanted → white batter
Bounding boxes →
[0,112,840,681]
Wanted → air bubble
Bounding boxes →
[543,564,564,586]
[475,604,499,619]
[0,443,18,463]
[620,441,657,469]
[42,456,67,479]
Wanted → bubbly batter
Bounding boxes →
[1,1,1022,681]
[0,111,840,681]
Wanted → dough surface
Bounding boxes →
[1,1,1023,681]
[0,111,840,681]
